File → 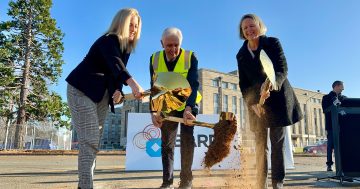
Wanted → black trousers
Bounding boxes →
[160,110,195,185]
[254,126,286,189]
[326,130,334,166]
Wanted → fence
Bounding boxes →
[0,122,72,150]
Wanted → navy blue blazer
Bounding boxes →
[236,35,303,129]
[321,91,346,131]
[66,34,132,112]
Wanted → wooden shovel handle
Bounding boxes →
[162,116,215,129]
[123,90,151,100]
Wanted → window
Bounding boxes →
[298,119,302,134]
[303,104,308,134]
[125,110,130,137]
[231,83,237,90]
[213,93,219,114]
[319,109,323,136]
[212,79,219,87]
[312,98,317,103]
[232,96,237,114]
[292,122,297,134]
[314,108,318,135]
[240,97,246,129]
[222,82,228,89]
[223,95,228,112]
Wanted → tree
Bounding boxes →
[0,19,19,150]
[27,91,71,129]
[0,0,65,149]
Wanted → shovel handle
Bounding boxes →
[162,116,215,129]
[123,90,152,100]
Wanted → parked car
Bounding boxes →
[303,140,327,154]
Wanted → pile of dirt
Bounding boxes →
[203,118,237,168]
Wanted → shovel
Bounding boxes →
[120,72,192,112]
[146,75,238,168]
[161,112,238,168]
[253,50,277,118]
[160,112,235,129]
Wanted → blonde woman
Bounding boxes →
[236,14,302,189]
[66,8,144,189]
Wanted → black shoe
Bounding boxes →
[344,177,354,182]
[327,165,333,171]
[178,180,192,189]
[160,183,174,189]
[272,180,284,189]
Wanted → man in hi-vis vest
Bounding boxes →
[150,27,202,189]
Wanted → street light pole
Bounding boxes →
[217,77,223,114]
[304,90,320,145]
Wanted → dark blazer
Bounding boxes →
[236,35,303,130]
[66,34,132,112]
[321,91,346,131]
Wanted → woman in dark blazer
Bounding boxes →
[236,14,302,189]
[66,8,143,189]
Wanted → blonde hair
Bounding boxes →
[239,14,267,40]
[161,27,183,46]
[106,8,142,53]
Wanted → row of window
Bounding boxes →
[292,106,324,136]
[211,79,237,90]
[212,93,324,135]
[311,97,321,104]
[213,93,246,129]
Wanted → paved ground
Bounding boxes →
[0,154,360,189]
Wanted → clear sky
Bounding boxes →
[1,0,359,101]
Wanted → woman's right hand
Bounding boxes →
[112,90,124,104]
[126,77,144,100]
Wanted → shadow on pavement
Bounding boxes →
[286,171,360,188]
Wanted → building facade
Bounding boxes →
[100,69,326,149]
[198,68,326,147]
[100,107,122,149]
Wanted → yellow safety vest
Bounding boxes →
[152,48,202,112]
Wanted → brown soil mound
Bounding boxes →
[203,117,237,168]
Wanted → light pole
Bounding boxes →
[304,90,320,145]
[217,76,223,114]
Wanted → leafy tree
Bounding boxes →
[27,91,71,129]
[0,0,65,149]
[0,20,19,149]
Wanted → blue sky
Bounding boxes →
[1,0,359,100]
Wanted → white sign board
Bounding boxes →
[125,113,240,170]
[125,113,294,171]
[267,126,295,169]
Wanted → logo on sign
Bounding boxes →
[146,138,162,157]
[132,124,162,157]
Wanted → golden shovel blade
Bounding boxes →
[151,72,192,112]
